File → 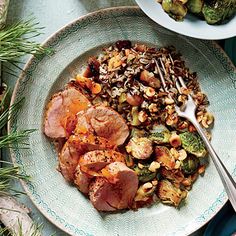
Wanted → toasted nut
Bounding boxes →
[138,163,144,169]
[197,112,203,123]
[193,92,205,105]
[148,161,161,172]
[165,97,174,105]
[180,87,190,95]
[170,148,180,160]
[178,94,187,103]
[143,182,153,190]
[198,165,206,175]
[166,105,175,115]
[174,160,181,169]
[178,149,187,161]
[152,180,158,186]
[169,133,181,147]
[182,177,192,187]
[138,110,148,123]
[188,124,196,132]
[166,114,178,126]
[91,83,102,94]
[145,87,155,97]
[126,93,143,106]
[108,55,122,70]
[177,121,188,130]
[148,103,158,113]
[140,70,161,88]
[201,112,214,128]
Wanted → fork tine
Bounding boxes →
[154,59,168,93]
[175,79,182,94]
[159,58,167,75]
[178,76,187,89]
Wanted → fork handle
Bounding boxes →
[191,118,236,212]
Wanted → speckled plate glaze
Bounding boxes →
[9,7,236,236]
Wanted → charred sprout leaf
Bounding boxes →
[179,132,207,157]
[157,179,187,207]
[162,0,188,21]
[181,155,200,175]
[187,0,204,14]
[149,130,171,144]
[149,124,170,143]
[133,164,157,183]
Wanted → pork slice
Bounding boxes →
[59,134,115,182]
[76,106,129,146]
[89,162,138,211]
[79,150,125,176]
[44,86,91,139]
[74,164,92,194]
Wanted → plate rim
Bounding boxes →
[135,0,236,40]
[8,6,236,236]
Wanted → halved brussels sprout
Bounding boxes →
[133,164,157,183]
[179,132,207,157]
[181,155,200,175]
[187,0,204,14]
[162,0,188,21]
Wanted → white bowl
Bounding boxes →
[135,0,236,40]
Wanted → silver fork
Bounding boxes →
[155,58,236,212]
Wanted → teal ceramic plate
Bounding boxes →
[9,7,236,236]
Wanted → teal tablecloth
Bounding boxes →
[4,1,236,235]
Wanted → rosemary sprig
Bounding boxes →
[0,162,30,196]
[0,18,52,62]
[0,129,35,149]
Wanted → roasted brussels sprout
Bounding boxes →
[202,0,236,25]
[155,146,175,169]
[187,0,204,14]
[149,130,171,144]
[126,137,153,159]
[160,168,185,184]
[179,132,207,157]
[131,106,141,126]
[133,164,157,183]
[162,0,188,21]
[181,155,200,175]
[149,124,171,144]
[131,128,147,138]
[157,180,187,207]
[134,182,156,202]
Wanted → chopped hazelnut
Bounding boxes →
[178,149,187,161]
[138,110,148,123]
[169,133,181,147]
[145,87,155,98]
[148,103,158,113]
[148,161,161,172]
